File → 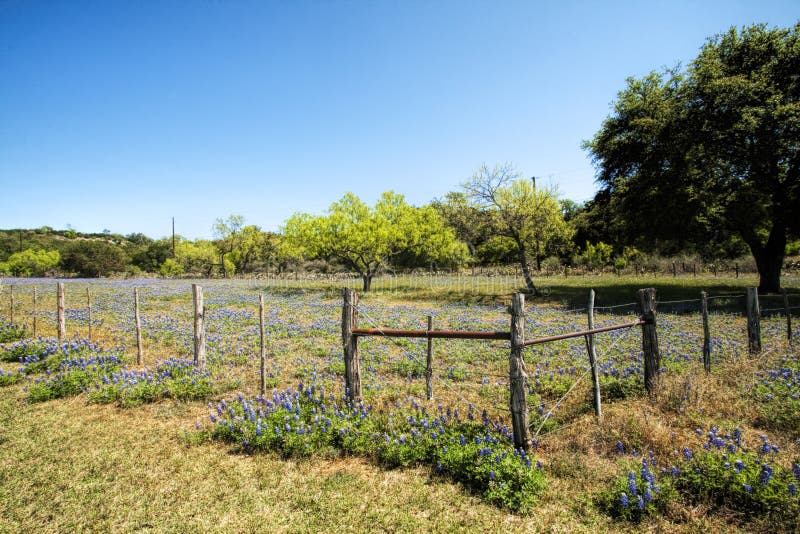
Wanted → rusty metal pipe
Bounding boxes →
[522,319,645,347]
[351,328,510,340]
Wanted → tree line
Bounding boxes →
[2,23,797,292]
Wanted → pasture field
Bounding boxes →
[1,273,799,532]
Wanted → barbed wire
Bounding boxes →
[354,302,481,410]
[530,322,636,440]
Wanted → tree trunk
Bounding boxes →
[517,243,537,293]
[362,274,372,292]
[749,221,786,293]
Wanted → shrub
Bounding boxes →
[202,389,546,513]
[0,321,27,343]
[596,456,675,522]
[582,241,613,270]
[27,354,124,402]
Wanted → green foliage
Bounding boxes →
[582,241,613,269]
[0,321,27,343]
[175,239,218,276]
[0,369,21,386]
[475,236,518,264]
[158,257,184,277]
[676,448,799,527]
[0,249,60,276]
[585,23,800,292]
[206,392,546,513]
[87,358,217,407]
[282,191,465,291]
[596,459,675,522]
[61,240,129,277]
[131,240,172,272]
[27,355,124,403]
[752,359,800,432]
[464,164,573,287]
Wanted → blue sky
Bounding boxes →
[1,1,797,240]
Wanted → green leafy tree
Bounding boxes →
[430,191,492,261]
[131,240,172,273]
[464,164,573,293]
[585,23,800,292]
[175,240,221,277]
[283,191,465,291]
[229,226,280,274]
[60,241,128,277]
[582,241,613,270]
[212,215,245,277]
[0,249,60,277]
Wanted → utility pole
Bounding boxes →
[531,176,536,190]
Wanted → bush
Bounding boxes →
[27,355,124,402]
[0,321,27,343]
[596,456,675,522]
[203,389,546,513]
[541,256,563,274]
[582,241,613,270]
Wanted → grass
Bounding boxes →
[0,273,798,532]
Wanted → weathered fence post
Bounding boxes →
[426,315,434,400]
[746,287,761,353]
[192,284,206,368]
[86,287,93,342]
[9,285,14,325]
[509,293,532,450]
[32,286,37,336]
[782,288,792,343]
[701,291,711,374]
[134,288,143,365]
[259,294,266,396]
[586,289,601,419]
[638,288,660,394]
[57,282,65,342]
[342,288,361,402]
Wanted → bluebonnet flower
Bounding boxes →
[627,472,637,495]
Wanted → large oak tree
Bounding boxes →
[585,23,799,292]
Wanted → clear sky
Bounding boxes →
[1,1,797,240]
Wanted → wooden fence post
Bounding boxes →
[426,315,433,400]
[701,291,711,374]
[134,288,143,365]
[586,289,601,419]
[86,288,93,342]
[746,287,761,353]
[782,288,792,343]
[509,293,532,450]
[638,288,660,393]
[192,284,206,368]
[57,282,65,342]
[259,295,266,396]
[32,286,37,336]
[342,288,361,402]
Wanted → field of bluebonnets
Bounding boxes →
[1,274,799,532]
